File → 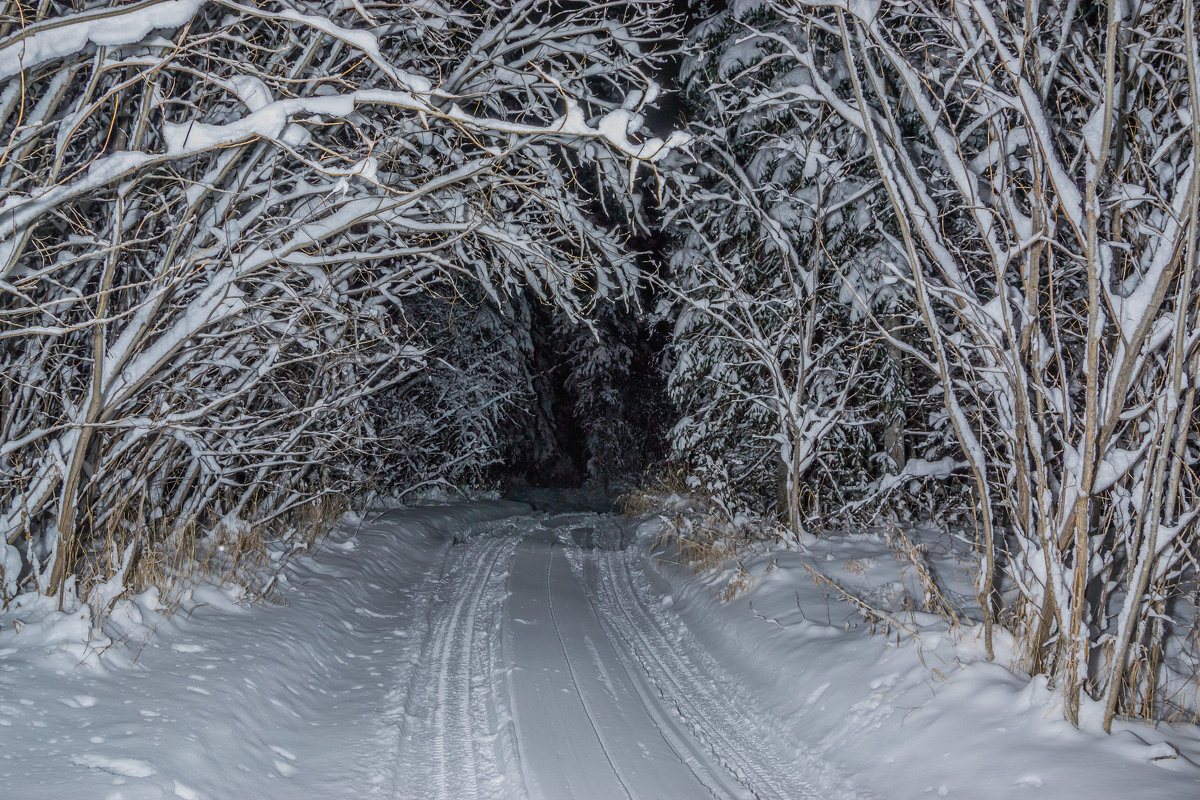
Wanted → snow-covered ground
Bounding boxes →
[651,519,1200,799]
[2,501,1198,799]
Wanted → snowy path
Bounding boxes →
[7,501,1198,799]
[384,513,820,800]
[3,503,834,799]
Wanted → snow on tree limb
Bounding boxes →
[672,0,1199,726]
[0,1,682,601]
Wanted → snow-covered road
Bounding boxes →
[0,503,839,799]
[7,501,1196,799]
[384,513,819,800]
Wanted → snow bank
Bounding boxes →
[636,520,1200,799]
[3,500,1195,798]
[0,500,531,798]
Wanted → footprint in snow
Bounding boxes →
[173,780,202,799]
[269,745,296,761]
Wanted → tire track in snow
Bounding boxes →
[506,518,741,800]
[380,512,851,800]
[564,549,744,799]
[387,529,519,800]
[543,542,635,800]
[584,547,823,800]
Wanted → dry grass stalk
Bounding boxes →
[625,474,777,601]
[844,556,875,575]
[617,467,694,517]
[720,563,754,602]
[79,491,348,620]
[795,557,920,639]
[885,523,964,628]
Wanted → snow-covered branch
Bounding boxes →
[0,0,682,602]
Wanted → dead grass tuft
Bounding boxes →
[649,508,780,602]
[620,469,790,601]
[616,466,695,517]
[81,492,348,618]
[844,556,876,575]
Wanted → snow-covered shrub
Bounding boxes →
[744,0,1200,727]
[559,301,667,487]
[0,0,682,601]
[663,1,919,534]
[366,291,532,495]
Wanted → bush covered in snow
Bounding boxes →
[0,0,681,603]
[664,0,1200,729]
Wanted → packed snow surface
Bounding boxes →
[2,501,1198,798]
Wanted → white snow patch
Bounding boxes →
[2,501,1196,799]
[71,754,157,778]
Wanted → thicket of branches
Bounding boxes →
[666,0,1200,728]
[664,1,919,533]
[3,0,1196,733]
[0,0,681,603]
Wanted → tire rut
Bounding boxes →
[388,531,519,800]
[376,513,857,800]
[543,543,634,800]
[586,549,822,800]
